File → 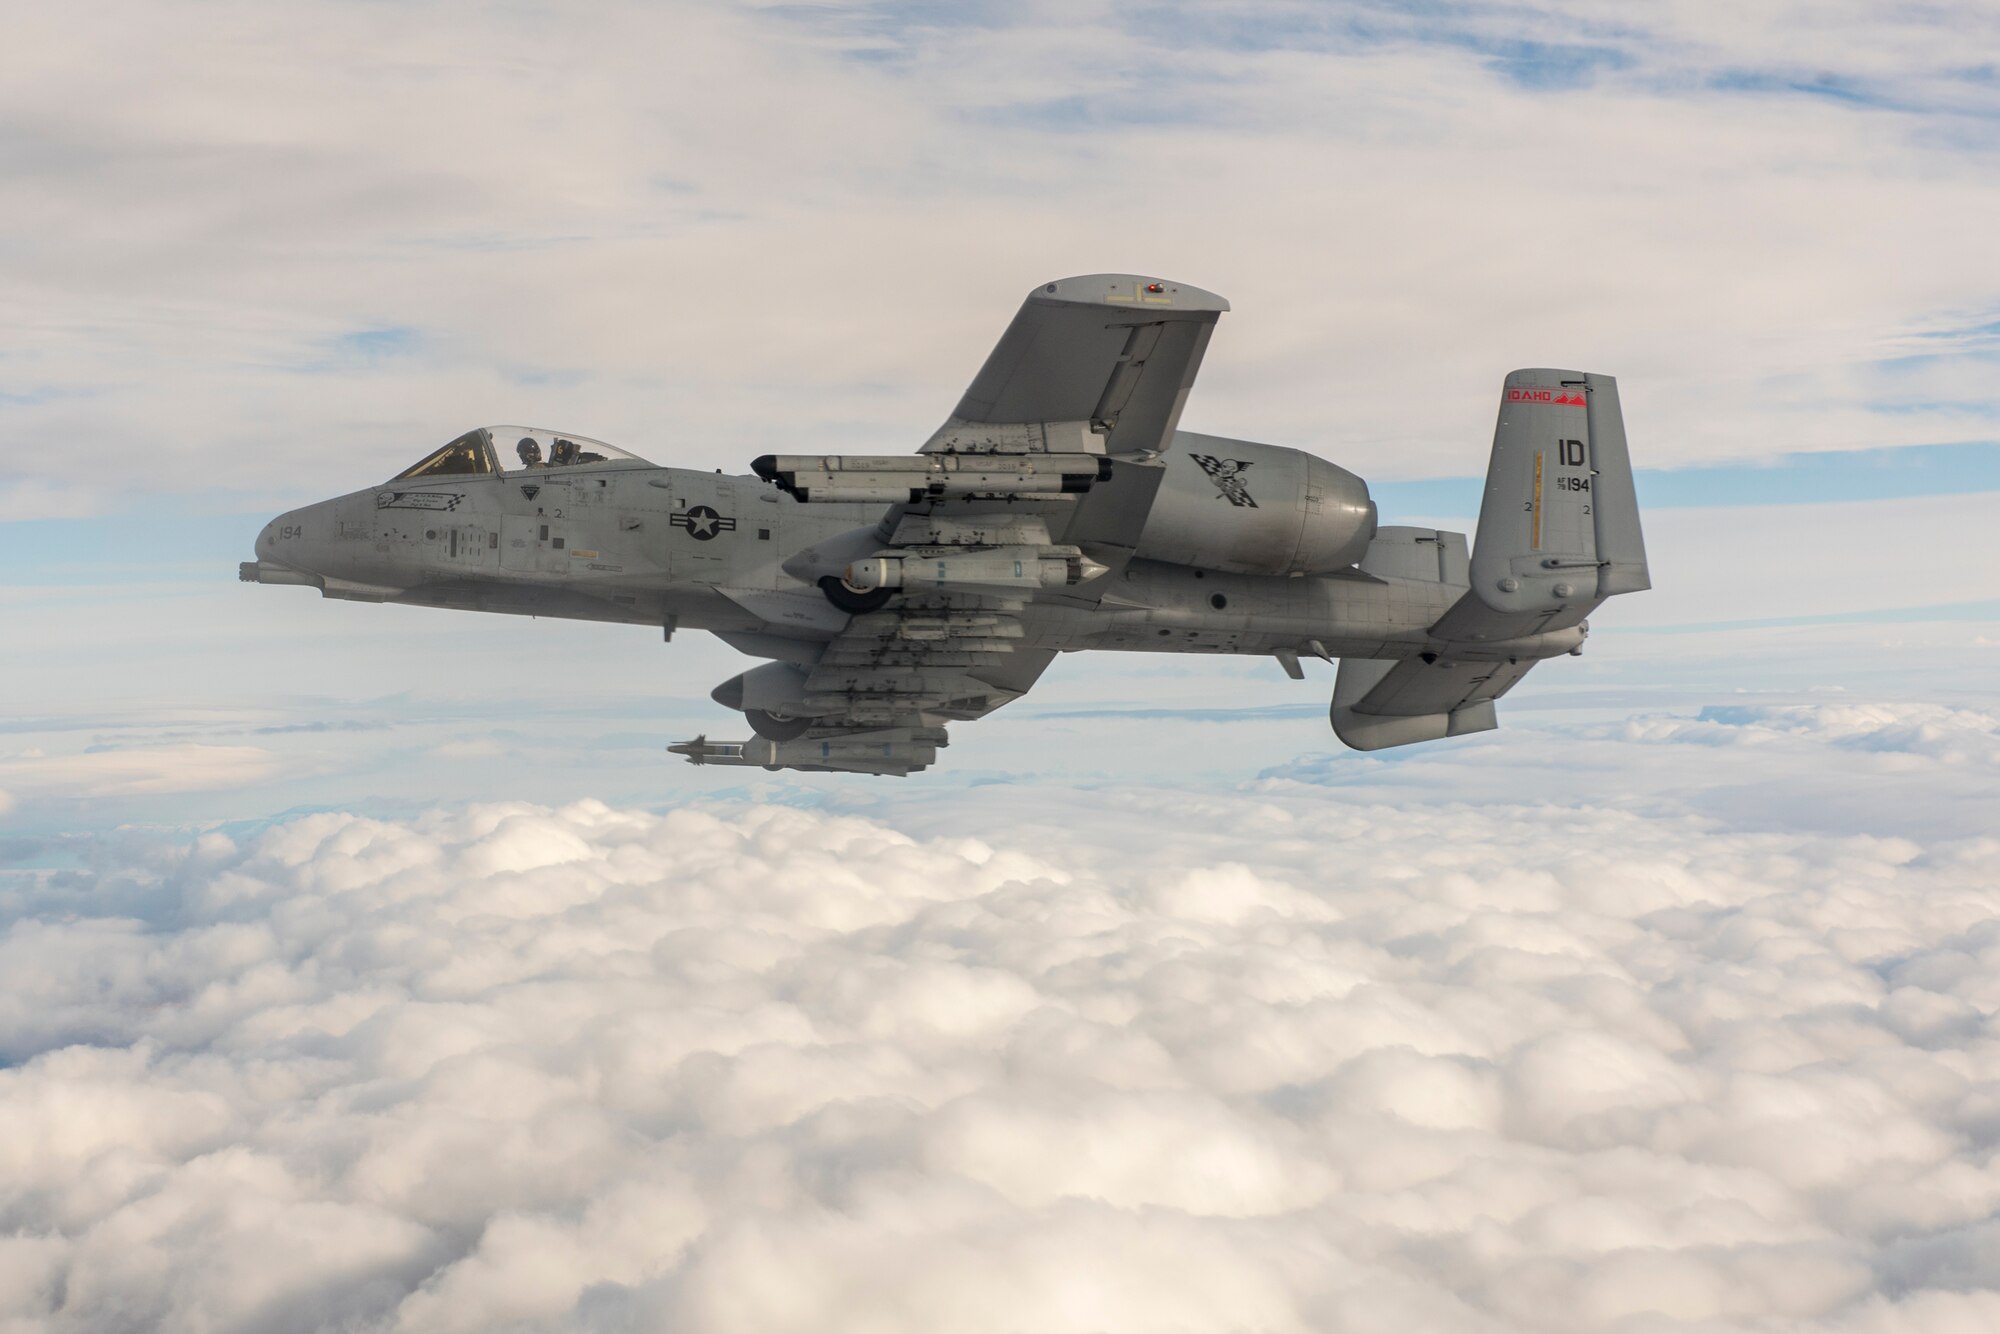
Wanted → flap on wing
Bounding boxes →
[929,274,1228,458]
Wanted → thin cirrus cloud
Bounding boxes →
[1,701,1998,1330]
[0,745,281,800]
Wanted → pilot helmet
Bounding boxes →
[516,437,542,464]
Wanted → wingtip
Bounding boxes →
[1031,274,1229,313]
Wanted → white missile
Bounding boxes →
[843,548,1108,593]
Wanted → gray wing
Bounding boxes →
[925,273,1230,460]
[681,275,1231,776]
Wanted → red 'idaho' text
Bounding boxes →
[1506,388,1586,407]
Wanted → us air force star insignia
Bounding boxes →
[671,505,737,541]
[1188,453,1258,508]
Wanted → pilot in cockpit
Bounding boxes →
[516,437,544,469]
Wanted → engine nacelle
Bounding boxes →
[1133,432,1376,576]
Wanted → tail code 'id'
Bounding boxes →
[1470,369,1649,617]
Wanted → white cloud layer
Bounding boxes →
[3,700,1999,1332]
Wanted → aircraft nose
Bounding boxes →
[252,505,319,569]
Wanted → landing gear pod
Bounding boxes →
[710,662,817,740]
[817,575,894,614]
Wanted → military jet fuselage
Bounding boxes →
[245,275,1649,775]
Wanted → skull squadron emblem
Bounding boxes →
[1189,453,1258,508]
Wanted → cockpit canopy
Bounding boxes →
[392,426,650,481]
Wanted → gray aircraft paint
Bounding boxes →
[244,276,1650,775]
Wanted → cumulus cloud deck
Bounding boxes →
[2,701,1998,1330]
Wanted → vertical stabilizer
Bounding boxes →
[1470,369,1650,616]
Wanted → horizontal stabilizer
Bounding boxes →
[1329,655,1526,751]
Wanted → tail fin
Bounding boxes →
[1469,369,1650,617]
[1328,370,1648,752]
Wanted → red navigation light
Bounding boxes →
[1145,282,1164,293]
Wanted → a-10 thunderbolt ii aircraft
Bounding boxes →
[243,274,1650,776]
